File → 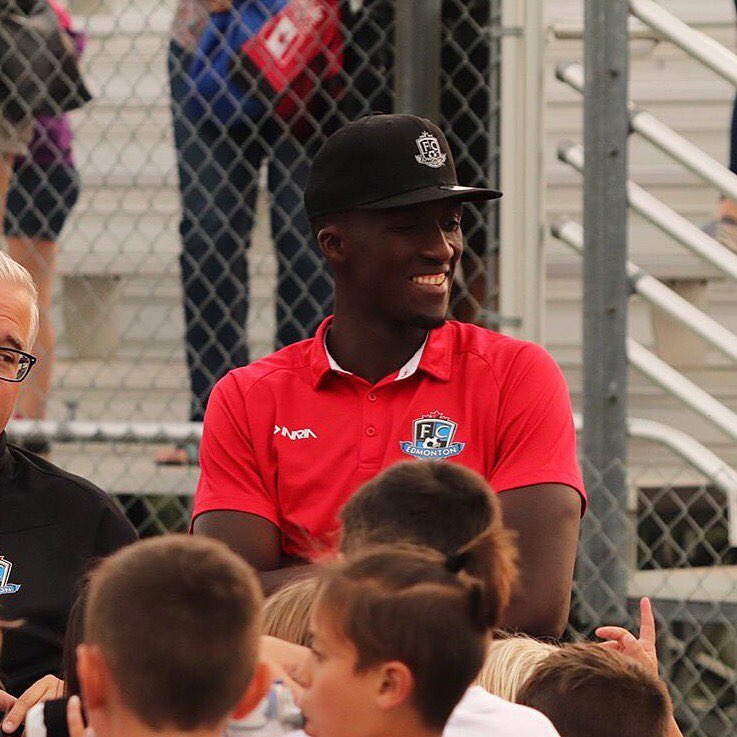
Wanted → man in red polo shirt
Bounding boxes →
[193,113,584,637]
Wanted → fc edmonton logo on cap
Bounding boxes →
[400,411,465,460]
[414,131,447,169]
[0,556,21,595]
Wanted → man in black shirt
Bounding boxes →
[0,252,136,708]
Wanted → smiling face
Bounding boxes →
[319,199,464,330]
[0,282,34,431]
[299,604,387,737]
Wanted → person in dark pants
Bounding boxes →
[159,1,334,464]
[342,0,496,323]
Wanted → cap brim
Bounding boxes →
[357,184,503,210]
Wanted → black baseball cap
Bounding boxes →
[304,113,502,219]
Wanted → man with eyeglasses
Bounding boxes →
[0,252,136,729]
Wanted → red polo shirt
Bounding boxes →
[193,318,585,560]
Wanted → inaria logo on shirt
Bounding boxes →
[0,556,21,595]
[400,411,465,459]
[274,425,317,440]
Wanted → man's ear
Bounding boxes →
[76,644,110,710]
[316,225,346,266]
[231,661,272,719]
[374,661,414,712]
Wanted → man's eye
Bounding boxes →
[0,351,18,365]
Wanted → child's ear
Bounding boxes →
[374,661,414,712]
[76,644,110,709]
[231,661,272,719]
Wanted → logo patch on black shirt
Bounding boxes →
[0,556,21,595]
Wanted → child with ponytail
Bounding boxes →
[297,532,521,737]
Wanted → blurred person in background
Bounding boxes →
[159,0,335,465]
[0,126,31,227]
[342,0,495,324]
[5,0,84,454]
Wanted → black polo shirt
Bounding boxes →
[0,432,137,695]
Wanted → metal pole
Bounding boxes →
[580,0,630,626]
[394,0,442,119]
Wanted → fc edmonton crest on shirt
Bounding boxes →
[400,411,465,460]
[414,131,447,169]
[0,556,21,595]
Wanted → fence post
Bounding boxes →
[578,0,631,625]
[394,0,442,120]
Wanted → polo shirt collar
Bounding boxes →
[310,317,453,387]
[325,332,427,380]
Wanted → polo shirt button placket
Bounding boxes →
[358,388,384,467]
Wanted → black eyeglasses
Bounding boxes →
[0,347,37,383]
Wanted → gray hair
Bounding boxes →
[0,250,39,347]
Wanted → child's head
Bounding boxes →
[341,461,499,556]
[516,643,671,737]
[476,635,557,702]
[340,461,517,608]
[263,576,319,646]
[78,535,266,734]
[300,537,503,737]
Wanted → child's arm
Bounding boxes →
[596,597,683,737]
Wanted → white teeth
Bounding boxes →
[412,274,446,286]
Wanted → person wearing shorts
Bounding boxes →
[0,118,33,226]
[4,3,82,448]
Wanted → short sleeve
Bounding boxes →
[192,373,280,527]
[489,343,586,510]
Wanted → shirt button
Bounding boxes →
[367,392,377,402]
[366,426,376,437]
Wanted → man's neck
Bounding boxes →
[327,313,431,385]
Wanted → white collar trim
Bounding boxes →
[324,333,428,381]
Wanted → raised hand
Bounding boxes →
[595,596,658,677]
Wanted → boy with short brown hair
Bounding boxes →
[517,643,671,737]
[77,535,269,737]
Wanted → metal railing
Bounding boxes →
[553,4,737,452]
[556,139,737,281]
[553,7,737,730]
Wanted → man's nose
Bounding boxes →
[419,222,456,262]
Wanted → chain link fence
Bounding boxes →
[5,0,501,478]
[2,1,737,736]
[568,446,737,737]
